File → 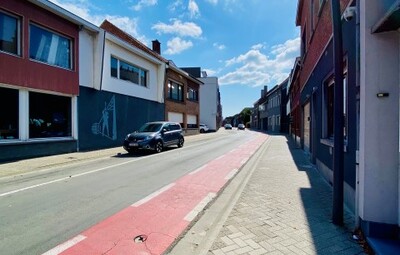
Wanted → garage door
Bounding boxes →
[168,112,183,123]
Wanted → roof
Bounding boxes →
[100,20,167,63]
[167,61,204,85]
[28,0,100,33]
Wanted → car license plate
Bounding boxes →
[129,142,138,147]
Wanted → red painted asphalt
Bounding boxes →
[44,133,268,255]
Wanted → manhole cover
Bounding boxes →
[134,235,147,243]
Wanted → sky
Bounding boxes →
[50,0,300,118]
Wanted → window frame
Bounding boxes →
[187,87,198,101]
[110,56,148,87]
[0,10,21,56]
[168,80,184,102]
[29,22,73,70]
[322,59,348,142]
[0,87,19,141]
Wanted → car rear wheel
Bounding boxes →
[155,141,163,153]
[177,137,184,148]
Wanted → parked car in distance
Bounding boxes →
[199,123,209,133]
[224,124,233,130]
[238,124,245,130]
[123,121,184,154]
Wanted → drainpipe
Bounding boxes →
[354,0,361,229]
[331,0,345,225]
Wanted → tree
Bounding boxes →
[239,107,252,124]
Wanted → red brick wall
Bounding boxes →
[0,0,79,95]
[165,69,200,129]
[298,0,351,90]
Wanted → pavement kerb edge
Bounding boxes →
[165,134,272,255]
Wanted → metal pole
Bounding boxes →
[331,0,344,225]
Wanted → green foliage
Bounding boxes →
[240,107,252,124]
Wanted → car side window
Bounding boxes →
[163,124,170,131]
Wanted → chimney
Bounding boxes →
[152,40,161,54]
[261,89,264,97]
[263,85,268,96]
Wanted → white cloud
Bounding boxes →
[164,37,193,55]
[132,0,157,11]
[220,37,300,87]
[188,0,200,18]
[213,42,226,50]
[202,68,217,76]
[152,19,202,38]
[168,0,184,12]
[49,0,147,43]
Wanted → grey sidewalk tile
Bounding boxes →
[211,249,226,255]
[232,237,248,248]
[183,135,364,255]
[221,236,235,246]
[245,239,262,249]
[234,246,254,254]
[249,248,268,255]
[259,241,277,252]
[286,245,308,255]
[221,244,240,253]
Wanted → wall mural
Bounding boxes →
[91,95,117,140]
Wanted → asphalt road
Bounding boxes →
[0,129,255,255]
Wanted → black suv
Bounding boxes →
[123,121,184,153]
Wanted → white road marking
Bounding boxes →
[184,192,216,221]
[0,158,144,198]
[131,183,175,207]
[42,234,86,255]
[225,168,239,180]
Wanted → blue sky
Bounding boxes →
[50,0,300,118]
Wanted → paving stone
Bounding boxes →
[197,136,364,255]
[221,244,240,253]
[234,246,254,254]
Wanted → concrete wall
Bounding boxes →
[199,77,218,130]
[101,34,165,104]
[78,87,164,150]
[359,0,400,237]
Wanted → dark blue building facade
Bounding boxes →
[78,87,165,151]
[300,16,357,212]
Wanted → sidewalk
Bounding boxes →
[169,135,365,255]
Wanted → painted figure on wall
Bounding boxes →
[91,96,117,140]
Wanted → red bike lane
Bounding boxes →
[43,133,268,255]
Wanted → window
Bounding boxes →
[324,72,347,139]
[29,24,72,69]
[111,56,118,77]
[0,11,20,55]
[187,87,198,101]
[301,27,307,58]
[110,56,147,87]
[326,79,334,138]
[29,92,71,138]
[0,87,19,140]
[168,80,183,102]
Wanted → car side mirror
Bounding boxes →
[162,128,167,133]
